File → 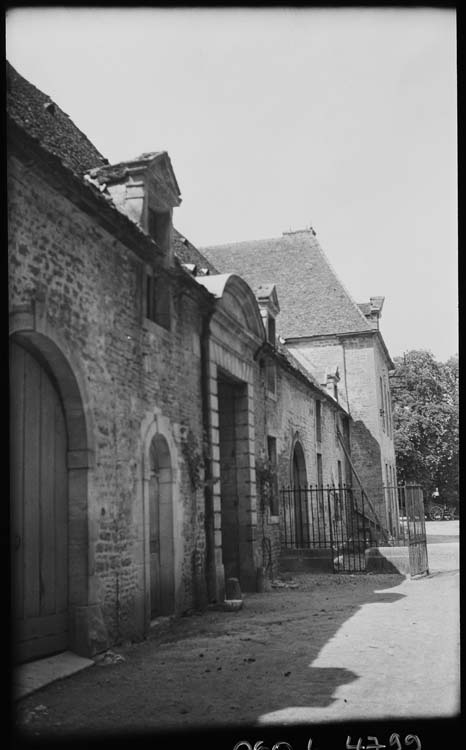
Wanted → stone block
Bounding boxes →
[365,546,410,575]
[279,548,334,574]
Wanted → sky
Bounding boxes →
[6,7,457,362]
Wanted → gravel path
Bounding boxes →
[15,523,460,737]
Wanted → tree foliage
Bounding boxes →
[391,350,458,506]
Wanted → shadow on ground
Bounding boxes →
[13,572,409,738]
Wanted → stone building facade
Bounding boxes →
[8,63,391,664]
[202,229,398,534]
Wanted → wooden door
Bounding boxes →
[148,435,174,618]
[292,445,309,547]
[149,472,161,618]
[10,341,68,663]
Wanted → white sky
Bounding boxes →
[6,7,457,362]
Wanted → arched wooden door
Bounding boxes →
[148,435,174,618]
[10,340,68,662]
[292,441,309,547]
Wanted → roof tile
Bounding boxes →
[201,230,372,338]
[7,61,107,175]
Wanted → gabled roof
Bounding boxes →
[201,229,373,339]
[6,61,107,176]
[88,151,182,207]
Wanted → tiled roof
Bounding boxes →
[6,61,107,176]
[173,229,219,275]
[201,230,372,339]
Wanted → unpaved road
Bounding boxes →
[15,522,460,737]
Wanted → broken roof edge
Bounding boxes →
[88,150,182,203]
[7,116,171,266]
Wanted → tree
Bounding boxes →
[391,350,459,507]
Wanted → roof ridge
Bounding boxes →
[201,235,280,251]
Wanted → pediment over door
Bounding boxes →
[197,273,265,344]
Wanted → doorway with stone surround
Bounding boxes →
[148,434,175,618]
[217,370,256,591]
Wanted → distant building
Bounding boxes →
[202,229,398,530]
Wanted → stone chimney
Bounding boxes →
[321,366,341,401]
[358,296,385,329]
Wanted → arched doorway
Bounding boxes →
[291,441,309,547]
[10,339,69,662]
[148,434,175,618]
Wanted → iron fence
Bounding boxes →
[280,483,428,574]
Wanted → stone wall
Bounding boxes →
[288,333,398,530]
[253,354,349,578]
[8,155,208,646]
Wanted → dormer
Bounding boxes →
[321,365,340,401]
[254,283,280,346]
[88,152,182,266]
[358,296,385,329]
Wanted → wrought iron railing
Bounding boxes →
[280,483,428,574]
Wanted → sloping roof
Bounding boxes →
[173,229,219,275]
[201,229,373,339]
[6,61,107,175]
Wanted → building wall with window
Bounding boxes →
[8,144,212,654]
[286,332,396,528]
[253,349,350,578]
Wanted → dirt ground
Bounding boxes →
[14,522,460,739]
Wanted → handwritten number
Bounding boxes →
[346,738,363,750]
[389,735,402,750]
[366,738,386,750]
[405,736,421,749]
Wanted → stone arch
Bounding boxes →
[290,434,307,488]
[197,273,265,342]
[141,412,181,625]
[147,433,175,617]
[290,435,309,547]
[9,309,100,659]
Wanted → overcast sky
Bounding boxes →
[6,7,457,362]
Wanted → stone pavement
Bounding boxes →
[14,521,460,736]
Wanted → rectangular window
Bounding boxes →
[315,400,322,443]
[267,436,279,515]
[317,452,323,486]
[146,271,171,330]
[266,360,276,396]
[267,315,276,345]
[333,383,338,402]
[386,382,393,437]
[337,459,343,488]
[148,208,171,252]
[379,377,386,432]
[383,380,390,437]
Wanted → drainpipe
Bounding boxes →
[200,302,216,602]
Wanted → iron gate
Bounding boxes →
[281,484,387,572]
[391,484,429,576]
[280,483,428,575]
